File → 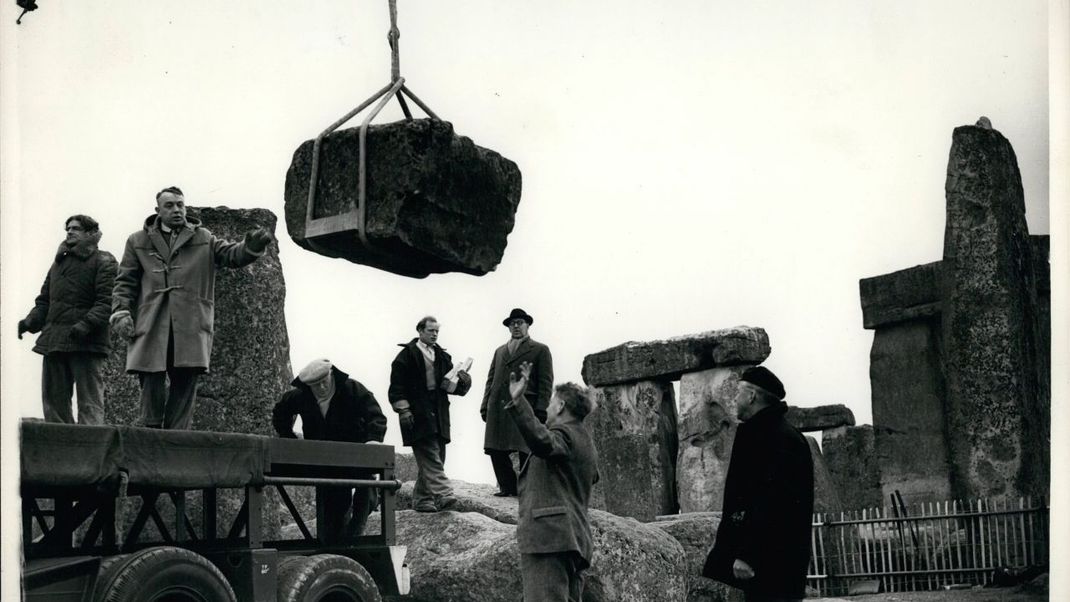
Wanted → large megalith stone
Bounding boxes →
[807,435,842,513]
[676,366,750,513]
[371,487,689,601]
[651,513,745,602]
[284,119,522,278]
[941,124,1048,499]
[104,206,292,434]
[786,404,855,432]
[587,380,678,520]
[822,425,882,511]
[582,327,770,387]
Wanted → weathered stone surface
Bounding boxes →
[397,479,519,525]
[651,513,746,602]
[588,380,678,520]
[807,436,842,513]
[685,578,745,602]
[941,124,1048,499]
[372,487,688,601]
[868,318,953,507]
[822,425,882,511]
[395,451,419,483]
[104,206,293,435]
[676,366,752,513]
[859,262,942,329]
[786,404,855,432]
[582,327,770,387]
[284,119,522,278]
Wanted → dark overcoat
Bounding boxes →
[272,366,387,443]
[508,398,599,568]
[703,403,814,599]
[112,215,259,373]
[388,339,470,445]
[481,337,553,453]
[24,232,117,356]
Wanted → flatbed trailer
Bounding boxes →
[20,420,410,601]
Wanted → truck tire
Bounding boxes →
[93,546,236,602]
[277,554,382,602]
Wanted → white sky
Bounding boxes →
[2,1,1066,598]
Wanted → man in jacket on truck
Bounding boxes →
[481,307,554,497]
[702,366,814,602]
[273,358,388,540]
[506,361,599,601]
[18,214,117,425]
[388,316,471,513]
[111,186,273,429]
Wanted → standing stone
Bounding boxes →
[588,380,679,521]
[284,119,523,278]
[676,366,751,513]
[823,425,882,511]
[651,513,745,602]
[582,327,770,387]
[941,124,1048,499]
[807,436,842,513]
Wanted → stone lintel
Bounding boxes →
[581,326,769,387]
[859,261,943,330]
[785,404,856,432]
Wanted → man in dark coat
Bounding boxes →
[111,186,272,429]
[388,316,471,512]
[273,359,388,540]
[481,308,553,497]
[18,214,117,425]
[703,366,814,602]
[506,361,599,602]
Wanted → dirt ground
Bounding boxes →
[812,583,1047,602]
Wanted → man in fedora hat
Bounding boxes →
[481,308,554,497]
[702,366,814,602]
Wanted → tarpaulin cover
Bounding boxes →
[20,420,270,490]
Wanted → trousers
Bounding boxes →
[520,552,585,601]
[488,449,530,494]
[41,352,105,425]
[410,436,452,507]
[138,331,202,429]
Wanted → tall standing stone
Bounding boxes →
[104,207,293,434]
[587,380,678,521]
[940,124,1047,499]
[676,366,752,513]
[823,425,883,511]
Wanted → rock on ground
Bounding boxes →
[284,119,522,278]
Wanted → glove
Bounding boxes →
[399,410,415,430]
[244,227,274,254]
[113,314,135,339]
[17,319,29,339]
[69,322,91,340]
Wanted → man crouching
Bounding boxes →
[506,361,599,602]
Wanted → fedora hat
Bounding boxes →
[502,308,534,327]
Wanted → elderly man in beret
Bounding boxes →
[703,366,814,602]
[481,308,554,497]
[273,358,387,540]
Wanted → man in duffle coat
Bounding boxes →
[505,361,599,602]
[273,358,388,540]
[18,214,117,425]
[481,308,553,497]
[110,186,273,429]
[702,366,814,602]
[388,316,471,512]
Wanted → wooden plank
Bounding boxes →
[268,438,396,471]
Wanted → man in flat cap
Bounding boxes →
[703,366,814,602]
[273,358,387,540]
[481,308,554,497]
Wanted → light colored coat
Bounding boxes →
[481,337,553,453]
[112,214,259,373]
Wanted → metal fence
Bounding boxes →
[806,496,1049,597]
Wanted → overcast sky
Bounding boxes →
[2,1,1064,595]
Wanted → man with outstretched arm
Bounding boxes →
[111,186,273,429]
[505,361,599,602]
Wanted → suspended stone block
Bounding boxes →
[676,366,752,513]
[785,404,855,432]
[940,124,1047,499]
[284,119,523,278]
[582,327,770,387]
[587,381,679,521]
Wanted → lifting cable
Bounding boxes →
[304,0,440,251]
